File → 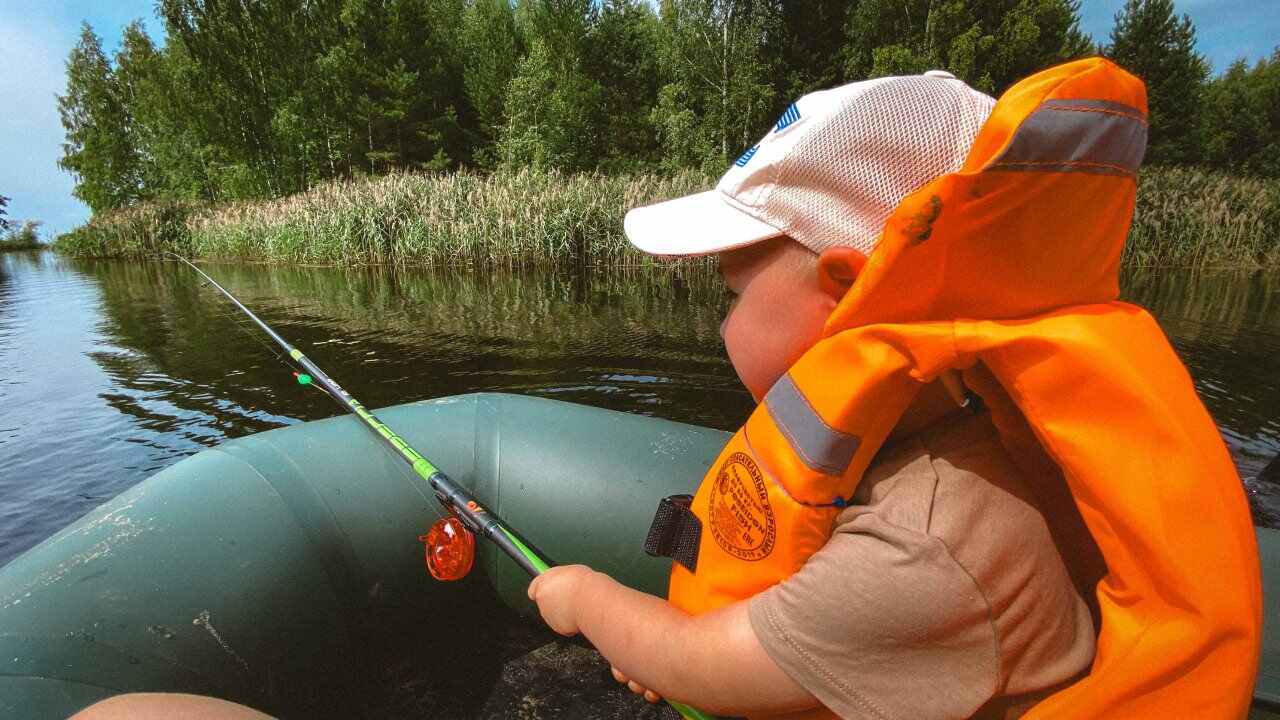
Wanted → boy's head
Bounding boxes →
[625,72,994,398]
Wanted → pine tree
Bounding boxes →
[497,1,603,170]
[582,0,663,171]
[1106,0,1208,165]
[339,0,467,173]
[460,0,523,154]
[1201,51,1280,177]
[843,0,1093,95]
[760,0,849,103]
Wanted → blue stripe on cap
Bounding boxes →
[774,103,800,132]
[734,145,759,167]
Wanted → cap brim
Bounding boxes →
[623,190,784,257]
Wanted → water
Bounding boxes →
[0,250,1277,568]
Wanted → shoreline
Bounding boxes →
[54,166,1280,270]
[44,250,1280,275]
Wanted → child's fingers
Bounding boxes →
[526,574,542,601]
[616,667,661,703]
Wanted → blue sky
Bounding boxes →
[0,2,160,237]
[1,1,1276,238]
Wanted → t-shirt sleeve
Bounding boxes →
[747,510,998,720]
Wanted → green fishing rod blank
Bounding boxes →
[169,253,544,576]
[171,253,717,720]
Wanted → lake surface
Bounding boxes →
[1,250,1277,568]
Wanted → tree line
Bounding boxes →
[58,0,1280,216]
[0,195,42,249]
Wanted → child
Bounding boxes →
[71,58,1261,720]
[529,58,1259,712]
[527,70,1098,718]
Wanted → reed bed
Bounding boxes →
[0,221,46,252]
[54,202,194,258]
[0,238,43,252]
[1127,167,1280,268]
[55,166,1280,269]
[57,169,713,268]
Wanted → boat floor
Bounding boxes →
[328,592,663,719]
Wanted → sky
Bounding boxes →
[0,2,159,238]
[1,1,1276,239]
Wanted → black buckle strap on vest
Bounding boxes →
[644,494,701,573]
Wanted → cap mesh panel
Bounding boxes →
[763,77,995,255]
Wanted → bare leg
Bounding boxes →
[70,693,275,720]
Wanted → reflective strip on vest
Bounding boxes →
[989,98,1147,177]
[764,374,860,476]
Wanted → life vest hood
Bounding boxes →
[835,60,1144,328]
[663,58,1262,719]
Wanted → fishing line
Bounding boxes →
[195,277,289,366]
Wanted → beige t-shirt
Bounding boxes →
[748,411,1097,720]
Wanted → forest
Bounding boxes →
[51,0,1280,267]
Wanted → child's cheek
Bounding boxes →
[722,308,789,402]
[720,311,756,399]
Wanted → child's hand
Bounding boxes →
[527,564,595,636]
[611,664,663,704]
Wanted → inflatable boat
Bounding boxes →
[0,394,1276,717]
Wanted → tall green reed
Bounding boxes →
[55,202,195,259]
[1126,166,1280,267]
[54,166,1280,269]
[201,169,713,268]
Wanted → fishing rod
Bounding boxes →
[170,254,716,720]
[168,253,545,578]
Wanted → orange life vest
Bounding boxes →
[665,58,1262,718]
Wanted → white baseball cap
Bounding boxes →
[624,71,995,258]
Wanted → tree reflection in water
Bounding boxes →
[1,253,1276,570]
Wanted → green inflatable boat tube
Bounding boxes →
[0,393,1276,717]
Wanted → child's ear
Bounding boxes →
[816,247,867,302]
